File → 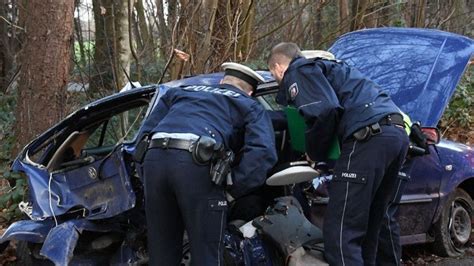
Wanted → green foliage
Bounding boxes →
[392,19,405,27]
[244,59,269,71]
[0,92,26,223]
[0,92,16,166]
[439,68,473,137]
[0,171,26,223]
[74,41,95,64]
[130,56,167,85]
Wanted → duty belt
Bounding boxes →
[148,136,233,186]
[149,138,195,152]
[378,113,405,128]
[351,113,405,142]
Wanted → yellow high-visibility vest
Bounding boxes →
[400,111,412,136]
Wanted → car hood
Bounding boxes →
[329,27,473,126]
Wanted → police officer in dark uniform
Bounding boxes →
[267,42,409,266]
[141,62,277,265]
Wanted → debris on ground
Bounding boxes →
[0,226,16,266]
[402,239,474,265]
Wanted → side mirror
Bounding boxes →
[421,127,441,144]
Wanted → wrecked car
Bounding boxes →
[0,28,473,265]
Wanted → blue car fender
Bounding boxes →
[432,140,474,223]
[1,219,120,265]
[0,219,55,244]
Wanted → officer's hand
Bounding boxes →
[225,191,235,203]
[314,162,330,176]
[305,153,316,168]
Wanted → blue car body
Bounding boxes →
[1,28,473,264]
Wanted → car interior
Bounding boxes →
[25,98,151,173]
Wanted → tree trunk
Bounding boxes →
[135,0,154,62]
[193,0,219,73]
[0,0,13,92]
[155,0,170,57]
[91,0,113,91]
[74,0,86,66]
[235,0,255,61]
[114,0,131,90]
[91,0,131,92]
[351,0,369,30]
[379,0,393,27]
[0,0,21,92]
[14,0,74,150]
[338,0,350,34]
[312,0,323,48]
[415,0,426,28]
[403,0,426,27]
[363,0,378,28]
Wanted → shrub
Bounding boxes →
[439,67,474,144]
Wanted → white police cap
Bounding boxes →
[301,50,336,60]
[221,62,265,90]
[266,164,320,186]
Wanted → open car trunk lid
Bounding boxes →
[329,27,473,126]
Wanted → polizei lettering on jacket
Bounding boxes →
[183,85,240,97]
[341,172,357,179]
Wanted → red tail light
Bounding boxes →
[421,127,440,144]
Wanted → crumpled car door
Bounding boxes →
[13,87,158,221]
[47,147,136,220]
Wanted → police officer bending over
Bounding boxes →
[267,42,409,266]
[141,62,277,265]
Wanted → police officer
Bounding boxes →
[299,51,412,265]
[267,42,409,266]
[141,62,277,265]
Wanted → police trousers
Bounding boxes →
[143,148,227,266]
[323,125,409,266]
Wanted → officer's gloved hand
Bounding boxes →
[225,173,235,203]
[225,191,235,203]
[305,153,315,168]
[314,162,330,176]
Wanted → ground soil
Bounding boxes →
[402,242,474,265]
[0,224,472,265]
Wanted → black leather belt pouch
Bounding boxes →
[353,123,383,141]
[192,136,217,165]
[133,133,150,163]
[353,126,370,141]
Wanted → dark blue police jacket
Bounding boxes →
[278,57,400,162]
[141,83,277,198]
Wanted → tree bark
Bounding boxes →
[135,0,154,62]
[0,0,13,92]
[91,0,131,92]
[74,0,86,66]
[415,0,426,27]
[155,0,170,57]
[235,0,255,61]
[363,0,378,28]
[312,0,323,48]
[114,0,131,90]
[338,0,350,34]
[91,0,113,91]
[351,0,369,30]
[0,0,21,92]
[14,0,74,150]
